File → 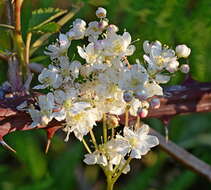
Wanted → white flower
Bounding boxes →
[103,32,135,57]
[96,7,107,18]
[45,34,70,59]
[34,66,63,89]
[67,19,86,40]
[176,44,191,58]
[28,93,55,127]
[143,41,176,72]
[129,98,142,116]
[118,63,148,93]
[66,103,102,140]
[120,125,159,159]
[77,43,99,64]
[144,81,163,98]
[85,21,102,42]
[59,57,81,81]
[84,139,128,169]
[84,150,108,166]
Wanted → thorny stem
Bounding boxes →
[103,113,107,143]
[82,138,92,153]
[14,0,26,79]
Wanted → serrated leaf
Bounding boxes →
[32,22,60,34]
[28,8,67,31]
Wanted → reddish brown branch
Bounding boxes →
[0,80,211,180]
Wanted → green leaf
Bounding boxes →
[28,8,67,31]
[32,22,60,34]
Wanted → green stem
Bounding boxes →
[82,138,92,153]
[113,157,132,183]
[24,32,32,76]
[89,130,98,150]
[103,114,107,143]
[107,175,114,190]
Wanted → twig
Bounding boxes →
[150,128,211,181]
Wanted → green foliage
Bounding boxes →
[29,8,67,30]
[32,22,61,34]
[0,0,211,189]
[28,8,67,33]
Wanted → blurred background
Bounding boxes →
[0,0,211,189]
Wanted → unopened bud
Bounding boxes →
[135,90,147,101]
[98,20,108,29]
[166,60,179,73]
[176,44,191,58]
[137,108,148,118]
[180,64,190,74]
[123,91,133,102]
[107,115,119,128]
[150,98,160,109]
[96,7,107,18]
[107,24,119,33]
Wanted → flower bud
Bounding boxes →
[166,60,179,73]
[106,115,119,128]
[98,20,108,30]
[123,91,133,102]
[96,7,107,18]
[143,41,151,54]
[107,24,119,33]
[141,100,149,109]
[150,98,160,109]
[137,108,148,118]
[135,90,147,101]
[176,44,191,58]
[180,64,190,74]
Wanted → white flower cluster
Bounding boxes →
[28,7,191,174]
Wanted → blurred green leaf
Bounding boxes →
[32,22,60,34]
[28,8,67,31]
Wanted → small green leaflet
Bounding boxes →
[28,8,67,33]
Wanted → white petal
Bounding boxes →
[145,135,159,147]
[77,46,86,59]
[130,149,141,159]
[124,127,135,138]
[137,124,149,136]
[84,153,97,165]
